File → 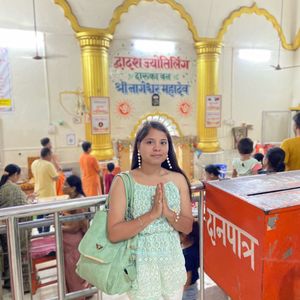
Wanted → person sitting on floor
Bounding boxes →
[204,164,221,181]
[62,175,89,298]
[258,147,285,174]
[232,138,261,177]
[253,152,264,164]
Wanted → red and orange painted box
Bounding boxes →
[204,171,300,300]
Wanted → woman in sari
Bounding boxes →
[62,175,89,298]
[0,164,32,292]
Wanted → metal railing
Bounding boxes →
[191,183,205,300]
[0,196,105,300]
[0,183,205,300]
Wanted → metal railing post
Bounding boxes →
[199,190,205,300]
[54,212,65,299]
[7,217,24,299]
[97,290,103,300]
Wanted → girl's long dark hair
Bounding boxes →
[131,121,191,195]
[0,164,21,188]
[66,175,86,197]
[189,221,200,247]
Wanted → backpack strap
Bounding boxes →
[119,172,134,220]
[105,171,134,220]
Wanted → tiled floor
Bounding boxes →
[2,274,229,299]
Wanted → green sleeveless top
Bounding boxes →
[128,180,186,300]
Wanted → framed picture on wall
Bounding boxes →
[152,94,160,106]
[66,133,76,146]
[90,96,110,134]
[92,115,110,134]
[91,97,109,114]
[232,126,248,149]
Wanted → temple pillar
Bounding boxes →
[195,39,222,152]
[76,31,113,160]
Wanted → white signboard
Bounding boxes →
[90,97,110,134]
[0,48,12,112]
[205,95,222,128]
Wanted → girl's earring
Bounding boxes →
[166,155,172,169]
[138,151,142,168]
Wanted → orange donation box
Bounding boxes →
[204,171,300,300]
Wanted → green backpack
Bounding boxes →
[76,172,137,295]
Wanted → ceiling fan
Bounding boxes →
[32,0,43,60]
[270,63,300,71]
[270,0,300,71]
[25,0,66,60]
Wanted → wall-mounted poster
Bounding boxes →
[113,56,190,98]
[91,97,109,114]
[205,95,222,128]
[0,48,13,113]
[109,40,197,138]
[92,115,110,134]
[90,97,110,134]
[66,133,76,146]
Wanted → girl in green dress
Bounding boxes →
[108,121,193,300]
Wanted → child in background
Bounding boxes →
[258,147,285,174]
[104,162,115,194]
[253,153,264,173]
[232,138,261,177]
[180,221,200,300]
[204,164,221,180]
[253,152,264,164]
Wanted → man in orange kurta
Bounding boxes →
[79,141,102,196]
